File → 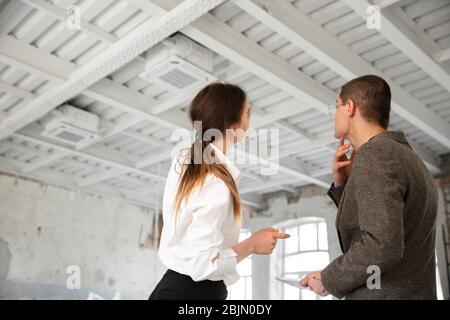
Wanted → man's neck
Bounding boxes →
[347,125,386,151]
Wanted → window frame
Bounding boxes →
[277,217,330,300]
[227,229,253,300]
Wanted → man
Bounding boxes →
[300,75,438,299]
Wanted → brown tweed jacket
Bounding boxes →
[321,131,438,300]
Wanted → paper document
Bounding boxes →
[275,276,303,289]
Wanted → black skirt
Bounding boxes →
[149,269,228,300]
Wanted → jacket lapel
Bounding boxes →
[335,187,347,252]
[336,186,347,227]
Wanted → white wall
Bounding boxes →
[0,172,165,300]
[1,171,448,300]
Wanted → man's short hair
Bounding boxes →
[339,75,391,129]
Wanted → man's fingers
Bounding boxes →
[314,288,328,297]
[273,232,290,239]
[337,143,350,152]
[335,148,350,159]
[335,145,350,159]
[335,160,352,168]
[299,277,308,287]
[318,290,329,297]
[338,136,344,147]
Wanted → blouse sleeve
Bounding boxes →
[170,177,238,282]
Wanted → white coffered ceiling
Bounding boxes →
[0,0,449,211]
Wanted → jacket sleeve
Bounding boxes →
[321,157,406,299]
[327,182,346,207]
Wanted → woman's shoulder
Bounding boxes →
[193,172,231,203]
[203,173,229,191]
[170,149,229,192]
[189,177,231,209]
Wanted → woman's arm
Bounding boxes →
[174,179,289,280]
[231,238,253,264]
[232,228,290,263]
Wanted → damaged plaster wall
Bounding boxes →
[0,172,165,299]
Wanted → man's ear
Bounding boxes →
[346,99,357,118]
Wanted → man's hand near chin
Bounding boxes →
[299,271,330,297]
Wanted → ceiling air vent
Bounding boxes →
[140,34,216,93]
[40,105,99,148]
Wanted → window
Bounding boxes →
[279,218,331,300]
[436,254,444,300]
[227,230,252,300]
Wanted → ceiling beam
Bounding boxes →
[0,35,188,172]
[0,82,36,100]
[0,34,332,188]
[22,152,69,174]
[136,0,336,115]
[13,130,166,181]
[19,0,119,43]
[2,133,264,208]
[77,168,132,187]
[0,0,338,202]
[108,1,333,142]
[0,159,162,209]
[232,131,441,195]
[0,0,31,36]
[369,0,402,8]
[0,0,227,140]
[0,0,440,198]
[343,0,450,96]
[240,177,299,195]
[233,0,449,161]
[0,35,186,130]
[433,48,450,63]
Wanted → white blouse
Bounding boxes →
[158,143,241,286]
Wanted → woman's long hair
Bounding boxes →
[173,83,247,225]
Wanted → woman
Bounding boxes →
[149,83,289,300]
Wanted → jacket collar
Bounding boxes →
[368,131,409,145]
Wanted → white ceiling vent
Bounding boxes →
[140,34,216,93]
[41,105,99,148]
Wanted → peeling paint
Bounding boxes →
[108,278,115,287]
[0,238,12,299]
[0,173,166,299]
[0,238,11,282]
